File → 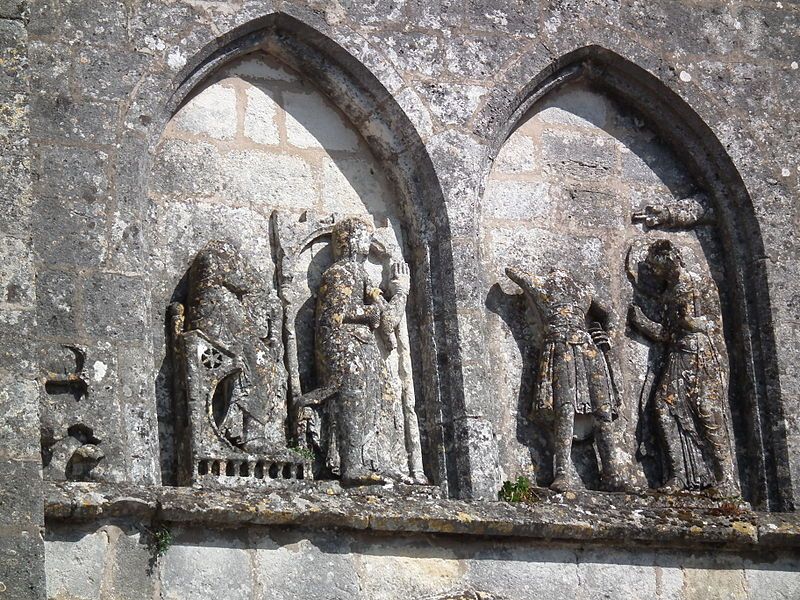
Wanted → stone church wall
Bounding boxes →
[0,0,798,598]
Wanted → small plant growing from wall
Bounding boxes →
[499,476,539,503]
[288,444,314,461]
[147,524,173,558]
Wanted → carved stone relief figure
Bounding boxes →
[627,239,738,495]
[505,267,627,492]
[40,344,107,482]
[273,212,427,486]
[170,240,303,487]
[184,240,286,452]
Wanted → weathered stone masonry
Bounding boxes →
[1,1,800,598]
[0,1,46,598]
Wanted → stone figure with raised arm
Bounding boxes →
[627,239,738,495]
[314,216,421,485]
[506,266,627,492]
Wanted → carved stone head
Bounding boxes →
[332,216,374,261]
[644,239,684,280]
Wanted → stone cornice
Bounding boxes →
[44,482,800,552]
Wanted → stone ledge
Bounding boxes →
[44,482,800,551]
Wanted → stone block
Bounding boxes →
[39,340,132,484]
[0,309,35,371]
[653,559,684,600]
[337,0,406,25]
[71,48,147,103]
[0,529,45,600]
[536,87,611,129]
[486,226,610,293]
[107,528,156,600]
[82,273,148,341]
[453,415,502,500]
[354,539,462,600]
[443,34,520,79]
[173,83,237,141]
[0,460,41,526]
[322,156,391,216]
[0,92,28,154]
[483,180,552,221]
[149,200,275,279]
[418,83,487,127]
[30,94,118,145]
[223,150,314,209]
[118,348,160,485]
[680,554,746,600]
[26,0,63,37]
[450,237,484,310]
[0,234,33,307]
[45,529,109,600]
[225,53,298,83]
[744,556,800,600]
[576,549,657,600]
[466,546,578,599]
[541,129,616,182]
[372,31,444,79]
[151,139,224,198]
[619,141,692,193]
[60,0,129,46]
[0,377,40,459]
[741,6,799,62]
[252,531,359,600]
[466,0,540,35]
[0,152,31,236]
[0,19,26,93]
[493,133,536,174]
[407,0,463,28]
[106,200,145,273]
[557,186,625,229]
[32,195,108,268]
[160,534,252,600]
[244,86,279,145]
[27,38,92,107]
[32,144,108,203]
[392,88,434,140]
[0,0,27,19]
[284,91,359,151]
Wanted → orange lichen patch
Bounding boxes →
[732,521,757,538]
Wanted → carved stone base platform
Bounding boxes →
[44,482,799,551]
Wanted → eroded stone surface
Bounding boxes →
[42,485,800,600]
[12,1,800,597]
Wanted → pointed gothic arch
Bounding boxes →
[122,13,466,495]
[481,45,788,510]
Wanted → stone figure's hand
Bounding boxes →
[627,304,643,325]
[389,261,411,296]
[632,204,670,227]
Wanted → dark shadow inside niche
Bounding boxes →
[295,238,334,396]
[154,272,189,485]
[485,77,739,493]
[486,283,551,487]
